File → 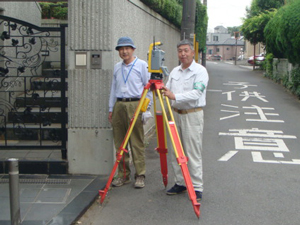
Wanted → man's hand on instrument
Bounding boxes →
[161,86,176,100]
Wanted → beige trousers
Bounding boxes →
[170,110,204,192]
[112,101,145,179]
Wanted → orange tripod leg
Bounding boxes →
[156,88,201,218]
[99,87,150,204]
[169,122,201,218]
[152,81,169,188]
[155,112,168,187]
[99,147,128,204]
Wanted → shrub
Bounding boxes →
[140,0,208,52]
[264,0,300,65]
[264,53,273,78]
[290,67,300,98]
[39,2,68,20]
[140,0,182,28]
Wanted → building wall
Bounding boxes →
[68,0,180,175]
[220,45,244,60]
[206,45,243,60]
[111,0,179,71]
[244,40,264,58]
[0,2,41,26]
[207,32,230,43]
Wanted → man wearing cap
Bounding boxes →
[108,37,151,188]
[162,39,209,202]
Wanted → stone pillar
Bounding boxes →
[67,0,114,175]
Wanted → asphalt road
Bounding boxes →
[75,61,300,225]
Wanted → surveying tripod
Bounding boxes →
[99,42,201,218]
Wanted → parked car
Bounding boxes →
[212,55,222,61]
[247,53,265,65]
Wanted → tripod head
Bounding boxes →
[147,41,169,80]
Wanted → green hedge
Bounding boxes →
[264,0,300,65]
[39,2,68,20]
[195,1,208,51]
[140,0,182,28]
[140,0,208,52]
[290,67,300,98]
[264,53,273,79]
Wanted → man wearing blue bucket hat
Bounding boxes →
[108,37,151,188]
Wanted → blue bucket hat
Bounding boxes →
[115,37,136,50]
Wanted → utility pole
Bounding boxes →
[181,0,196,43]
[234,31,240,65]
[202,0,207,67]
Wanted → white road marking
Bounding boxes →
[274,153,284,158]
[252,152,300,164]
[218,151,238,161]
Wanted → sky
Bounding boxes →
[206,0,253,32]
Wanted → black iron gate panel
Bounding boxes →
[0,15,67,159]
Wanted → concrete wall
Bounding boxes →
[111,0,180,70]
[68,0,180,175]
[0,2,41,26]
[273,58,294,81]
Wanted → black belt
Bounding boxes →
[117,98,140,102]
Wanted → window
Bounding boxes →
[213,36,218,41]
[227,48,230,51]
[216,48,220,52]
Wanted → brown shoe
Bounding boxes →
[112,177,131,187]
[134,175,145,188]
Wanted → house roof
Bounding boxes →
[214,26,228,33]
[207,38,244,46]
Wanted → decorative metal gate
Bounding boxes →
[0,15,67,159]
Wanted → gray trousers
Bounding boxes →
[170,110,204,192]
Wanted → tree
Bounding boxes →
[195,1,208,52]
[246,0,284,18]
[227,26,242,36]
[140,0,208,53]
[242,0,284,69]
[264,0,300,65]
[263,9,285,58]
[241,10,276,45]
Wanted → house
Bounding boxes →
[206,26,244,61]
[243,40,265,59]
